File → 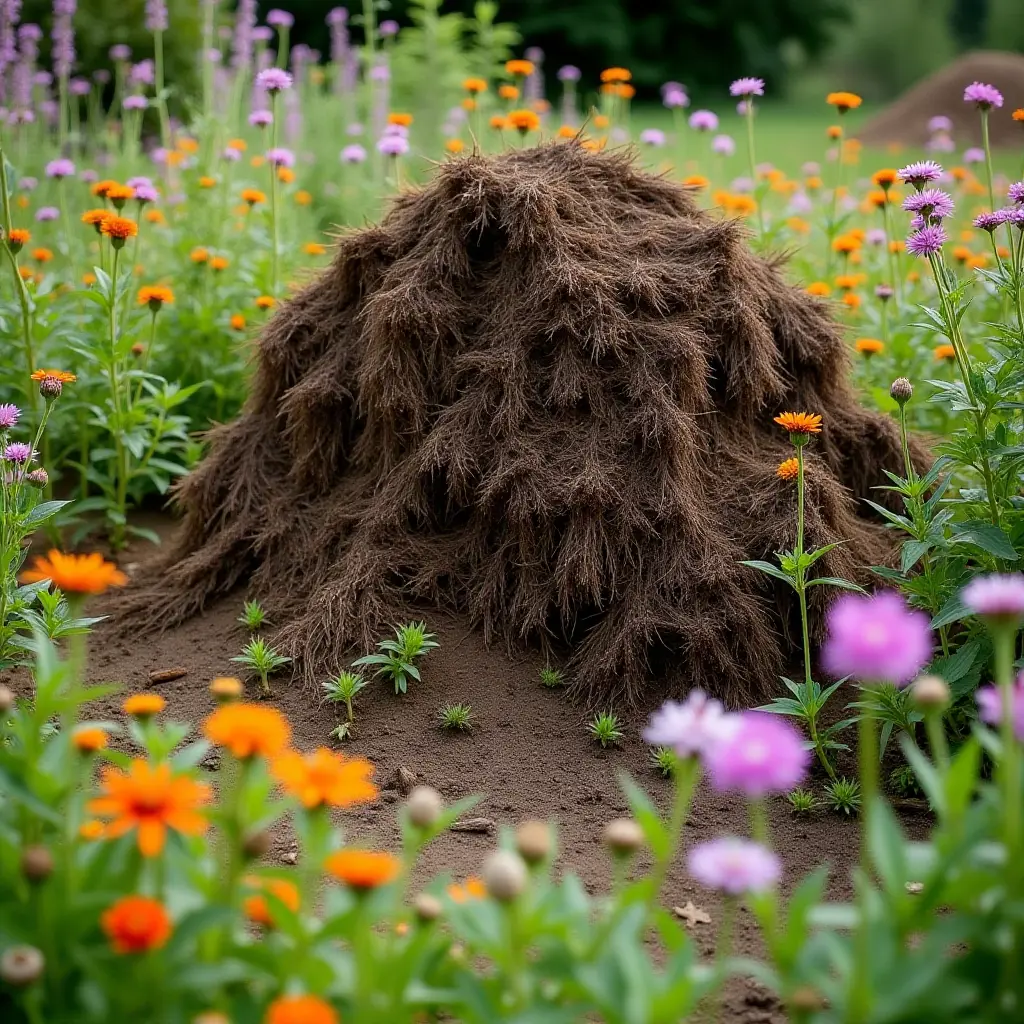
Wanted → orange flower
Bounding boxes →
[210,256,229,271]
[505,59,535,77]
[243,875,301,926]
[277,167,296,184]
[241,188,266,206]
[102,895,172,954]
[889,239,905,254]
[855,337,884,356]
[462,97,477,111]
[294,189,312,205]
[303,242,326,256]
[683,174,709,189]
[997,245,1011,260]
[489,115,509,130]
[951,245,971,264]
[106,184,136,208]
[324,849,400,889]
[872,168,898,189]
[804,175,822,191]
[615,83,635,100]
[271,748,377,809]
[507,109,540,134]
[31,247,53,263]
[251,155,266,168]
[593,114,610,129]
[834,273,864,290]
[123,693,166,717]
[230,313,246,330]
[805,281,831,297]
[83,272,97,284]
[967,253,988,270]
[843,292,862,310]
[934,343,956,361]
[209,676,244,701]
[177,137,199,154]
[198,176,217,188]
[462,77,487,94]
[30,368,76,384]
[256,295,276,309]
[265,995,339,1024]
[447,876,487,903]
[18,266,35,281]
[387,112,413,127]
[138,285,173,308]
[7,227,30,248]
[1013,108,1024,122]
[100,215,139,241]
[82,209,112,233]
[556,125,577,139]
[774,412,822,435]
[88,759,210,857]
[832,233,860,254]
[600,67,631,83]
[146,209,165,225]
[445,138,464,154]
[727,194,757,218]
[826,91,862,113]
[79,820,104,840]
[203,703,291,759]
[191,247,210,263]
[228,137,247,151]
[498,84,519,101]
[827,125,842,140]
[91,179,120,198]
[776,458,799,482]
[72,726,109,753]
[21,550,125,594]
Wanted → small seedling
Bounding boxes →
[353,621,439,695]
[438,702,473,731]
[888,764,923,798]
[825,776,861,817]
[587,711,623,749]
[787,788,818,815]
[649,746,677,777]
[540,666,564,689]
[238,599,267,632]
[322,671,367,739]
[230,636,291,696]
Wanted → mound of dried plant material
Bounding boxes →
[119,142,926,704]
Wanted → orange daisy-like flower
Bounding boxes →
[106,184,136,208]
[615,83,635,99]
[855,337,884,356]
[498,84,519,101]
[88,759,211,857]
[101,895,172,954]
[556,125,577,139]
[834,273,865,291]
[462,97,477,111]
[805,281,831,297]
[138,285,174,308]
[210,256,229,271]
[505,58,535,77]
[271,747,377,809]
[324,849,400,889]
[203,703,291,759]
[21,550,126,594]
[256,295,276,310]
[934,343,956,361]
[230,313,246,331]
[191,246,210,263]
[445,138,465,154]
[489,115,509,130]
[462,77,487,94]
[1013,108,1024,122]
[277,167,296,184]
[832,234,860,254]
[177,137,199,154]
[30,368,77,384]
[241,188,266,206]
[776,458,800,482]
[91,179,120,198]
[387,112,413,127]
[600,66,632,84]
[243,875,301,927]
[82,208,113,232]
[774,412,822,436]
[7,227,30,247]
[146,209,166,225]
[447,876,487,903]
[294,189,311,205]
[728,194,757,218]
[209,676,244,701]
[100,215,139,241]
[31,247,53,263]
[843,292,862,310]
[826,91,862,113]
[198,176,217,189]
[79,820,105,840]
[265,995,339,1024]
[872,168,898,189]
[787,216,811,234]
[228,137,247,151]
[682,174,709,189]
[123,693,166,717]
[826,125,842,140]
[303,242,326,256]
[72,726,109,753]
[507,109,540,134]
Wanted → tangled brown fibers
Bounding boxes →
[119,142,927,705]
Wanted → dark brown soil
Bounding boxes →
[859,50,1024,149]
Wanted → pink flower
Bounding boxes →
[256,68,293,93]
[977,674,1024,740]
[643,692,738,759]
[963,81,1003,110]
[688,837,780,894]
[730,77,765,98]
[822,591,932,685]
[704,713,808,796]
[962,574,1024,624]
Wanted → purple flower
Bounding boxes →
[736,100,750,116]
[1008,182,1024,205]
[109,43,131,61]
[905,225,949,258]
[265,146,295,167]
[36,206,59,222]
[144,0,168,32]
[33,70,52,87]
[927,115,953,133]
[249,109,273,127]
[866,228,887,246]
[789,192,813,214]
[974,211,1006,232]
[927,133,956,154]
[639,128,665,147]
[79,169,97,183]
[557,65,581,83]
[256,67,292,93]
[822,591,932,685]
[133,183,159,203]
[232,0,257,70]
[0,404,20,430]
[377,134,409,157]
[326,6,347,26]
[382,123,408,138]
[266,8,294,28]
[898,160,944,188]
[17,177,36,193]
[663,88,689,110]
[368,62,390,82]
[977,674,1024,740]
[802,161,821,175]
[962,574,1024,623]
[964,81,1003,110]
[252,25,273,43]
[69,77,90,96]
[346,122,363,136]
[688,838,781,895]
[963,147,985,164]
[341,143,367,163]
[1005,207,1024,229]
[711,134,735,156]
[223,146,241,162]
[378,19,399,36]
[875,284,895,300]
[704,712,809,796]
[94,68,111,84]
[3,442,33,464]
[127,175,153,189]
[130,60,155,86]
[643,692,738,759]
[731,176,754,194]
[902,188,955,222]
[45,158,75,179]
[688,109,718,131]
[730,77,765,98]
[123,95,148,111]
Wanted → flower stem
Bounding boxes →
[745,101,764,239]
[994,625,1021,854]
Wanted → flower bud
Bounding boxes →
[911,673,950,710]
[890,377,913,405]
[482,849,528,902]
[413,892,442,922]
[21,845,54,883]
[131,342,146,357]
[38,375,62,400]
[0,684,14,714]
[603,817,645,856]
[209,676,243,702]
[0,946,44,987]
[242,829,271,860]
[515,819,552,864]
[406,785,444,828]
[26,468,48,489]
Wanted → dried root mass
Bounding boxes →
[120,142,925,705]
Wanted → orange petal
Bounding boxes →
[137,819,166,857]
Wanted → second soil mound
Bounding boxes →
[121,142,921,705]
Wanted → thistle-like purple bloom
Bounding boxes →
[964,81,1003,110]
[927,114,953,133]
[730,76,764,98]
[126,175,153,189]
[963,146,985,164]
[1008,182,1024,205]
[133,183,159,203]
[326,6,347,26]
[130,59,155,86]
[256,67,292,93]
[378,19,399,36]
[0,404,20,429]
[249,109,273,127]
[109,43,131,61]
[1007,207,1024,229]
[688,109,718,131]
[974,210,1007,232]
[341,143,366,163]
[962,574,1024,622]
[906,225,949,257]
[79,168,97,183]
[69,77,90,95]
[144,0,167,32]
[643,692,738,759]
[223,146,241,162]
[45,158,75,179]
[663,87,688,109]
[866,228,887,246]
[977,674,1024,740]
[266,8,294,28]
[557,64,581,83]
[368,62,390,82]
[902,188,955,222]
[382,122,408,138]
[123,94,148,110]
[36,206,59,222]
[711,134,735,156]
[688,838,781,895]
[822,591,932,685]
[639,127,665,146]
[704,712,809,795]
[3,442,32,464]
[898,160,943,189]
[377,134,409,157]
[875,284,894,300]
[265,146,295,167]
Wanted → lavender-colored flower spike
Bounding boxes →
[51,0,77,80]
[232,0,257,71]
[144,0,167,32]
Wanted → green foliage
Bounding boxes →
[230,636,292,696]
[888,763,923,797]
[539,666,564,688]
[322,671,368,739]
[650,745,677,777]
[824,775,862,816]
[587,710,623,748]
[786,787,818,814]
[438,701,473,731]
[353,622,439,695]
[237,599,266,632]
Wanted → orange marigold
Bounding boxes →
[230,313,246,330]
[265,995,339,1024]
[228,137,247,151]
[507,109,540,134]
[243,875,301,927]
[198,176,217,188]
[855,337,884,355]
[191,247,210,263]
[774,412,822,435]
[102,895,172,954]
[805,281,831,297]
[556,125,577,139]
[827,125,842,140]
[826,91,862,112]
[832,233,860,254]
[277,167,296,184]
[82,209,112,232]
[146,209,165,225]
[91,179,120,198]
[30,368,76,384]
[100,215,138,241]
[272,748,377,809]
[889,239,905,254]
[256,295,276,309]
[31,247,53,262]
[787,216,811,233]
[445,138,465,154]
[138,285,174,308]
[210,256,229,271]
[209,676,244,701]
[7,227,30,246]
[241,188,266,206]
[324,849,400,889]
[489,115,508,130]
[593,114,610,129]
[615,83,635,99]
[951,245,971,263]
[843,292,862,310]
[88,759,210,857]
[72,726,109,753]
[776,458,799,482]
[294,189,311,205]
[106,184,136,208]
[600,66,631,83]
[505,59,535,77]
[123,694,166,717]
[462,77,487,94]
[387,112,413,127]
[683,175,709,189]
[21,550,125,594]
[462,97,477,111]
[447,876,487,903]
[498,84,519,101]
[934,343,956,361]
[834,273,865,290]
[1013,108,1024,122]
[303,242,326,256]
[203,703,291,759]
[872,168,898,188]
[177,137,200,154]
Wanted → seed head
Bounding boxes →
[482,849,528,902]
[38,375,63,400]
[0,946,44,987]
[911,674,950,709]
[21,845,54,883]
[603,817,645,856]
[26,468,48,489]
[515,819,553,864]
[889,377,913,405]
[413,892,443,922]
[406,785,444,828]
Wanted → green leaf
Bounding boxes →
[738,560,794,586]
[805,576,865,592]
[24,500,71,527]
[950,521,1018,561]
[867,799,907,898]
[931,592,969,630]
[616,771,670,860]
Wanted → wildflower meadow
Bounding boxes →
[4,2,1024,1022]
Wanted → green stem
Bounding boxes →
[995,625,1021,854]
[745,102,764,239]
[648,756,698,904]
[107,245,128,549]
[881,199,902,306]
[269,95,280,296]
[153,30,171,151]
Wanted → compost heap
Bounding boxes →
[859,51,1024,149]
[123,142,925,705]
